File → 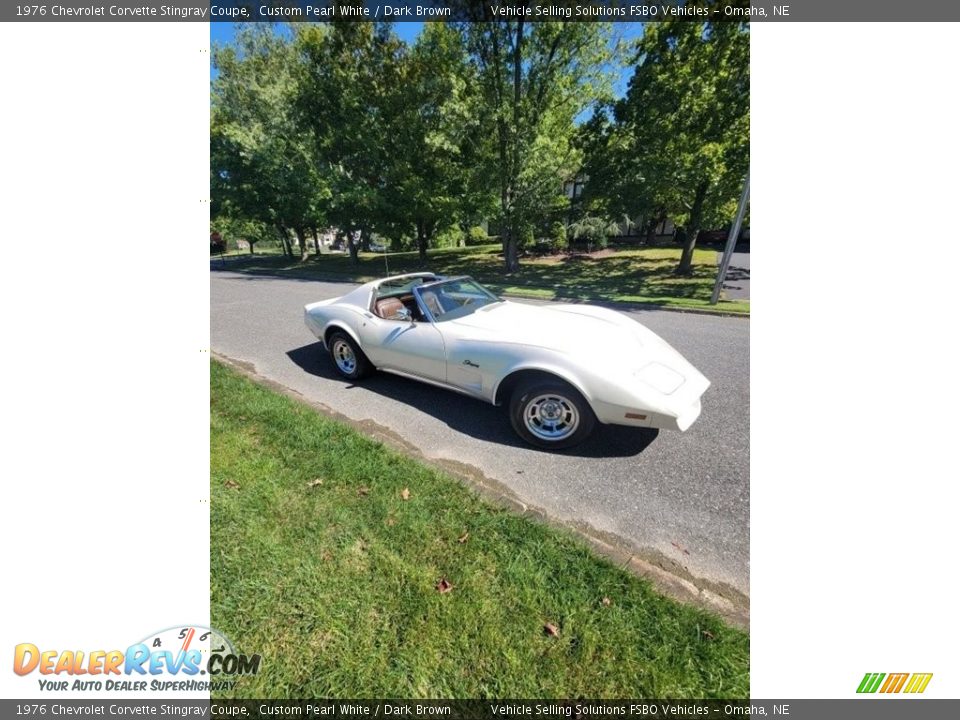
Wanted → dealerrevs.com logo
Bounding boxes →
[13,625,261,692]
[857,672,933,694]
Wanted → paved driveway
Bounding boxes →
[211,271,750,614]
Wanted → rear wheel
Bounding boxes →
[327,332,372,381]
[509,380,596,449]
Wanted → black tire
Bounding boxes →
[509,380,596,449]
[327,331,372,380]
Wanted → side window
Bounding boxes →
[374,295,406,320]
[372,278,437,321]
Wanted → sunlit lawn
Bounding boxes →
[211,362,749,698]
[216,243,749,314]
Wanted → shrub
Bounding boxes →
[551,221,569,253]
[466,226,489,246]
[570,216,614,250]
[433,225,463,249]
[518,225,535,251]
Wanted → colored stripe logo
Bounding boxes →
[857,672,932,694]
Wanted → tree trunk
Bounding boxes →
[416,220,427,265]
[645,217,657,245]
[249,240,256,256]
[506,22,523,275]
[312,227,321,256]
[359,227,376,256]
[276,224,292,258]
[294,226,309,262]
[503,225,519,273]
[645,208,664,245]
[677,182,709,275]
[347,230,359,265]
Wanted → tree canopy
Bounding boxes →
[459,20,614,271]
[211,21,749,273]
[581,21,750,273]
[211,26,330,259]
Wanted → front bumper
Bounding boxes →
[591,396,703,431]
[590,366,710,432]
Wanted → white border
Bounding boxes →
[0,22,210,698]
[751,22,960,697]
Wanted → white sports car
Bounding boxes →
[304,273,709,449]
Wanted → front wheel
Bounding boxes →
[327,331,372,381]
[509,380,596,449]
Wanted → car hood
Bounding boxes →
[448,301,687,370]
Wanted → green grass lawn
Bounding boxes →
[211,361,748,698]
[212,244,286,259]
[217,243,749,314]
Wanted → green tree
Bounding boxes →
[380,24,483,264]
[616,20,749,274]
[211,216,272,255]
[211,27,328,260]
[576,107,662,244]
[459,20,613,272]
[294,22,404,264]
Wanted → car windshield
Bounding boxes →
[415,278,501,322]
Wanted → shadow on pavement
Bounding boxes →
[724,265,750,282]
[286,342,659,459]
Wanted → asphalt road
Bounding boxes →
[211,271,749,604]
[718,249,751,301]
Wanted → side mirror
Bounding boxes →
[395,307,414,323]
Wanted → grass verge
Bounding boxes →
[211,361,749,698]
[213,243,749,314]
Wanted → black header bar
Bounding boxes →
[5,0,960,23]
[2,699,960,719]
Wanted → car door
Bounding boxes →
[356,310,447,382]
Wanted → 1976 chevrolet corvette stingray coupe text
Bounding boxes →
[304,273,709,449]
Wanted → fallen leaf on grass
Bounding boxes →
[357,487,370,497]
[457,532,470,544]
[307,479,324,488]
[436,578,453,594]
[400,488,411,500]
[701,629,715,641]
[544,623,560,637]
[385,517,396,527]
[224,480,240,490]
[601,597,612,607]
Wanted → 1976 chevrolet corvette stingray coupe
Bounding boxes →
[304,273,709,449]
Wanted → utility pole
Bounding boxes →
[710,173,750,305]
